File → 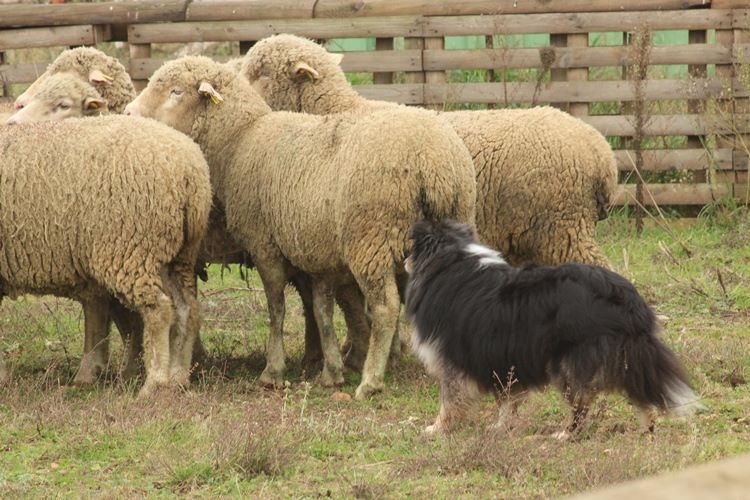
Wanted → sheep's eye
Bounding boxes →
[56,101,71,111]
[170,89,184,98]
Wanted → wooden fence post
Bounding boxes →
[403,37,424,85]
[373,37,393,84]
[424,36,445,110]
[688,29,708,184]
[0,51,7,98]
[129,42,150,91]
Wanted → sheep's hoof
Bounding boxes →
[119,361,143,382]
[258,367,285,389]
[319,364,344,387]
[423,424,442,436]
[72,364,103,387]
[354,381,383,400]
[137,377,176,399]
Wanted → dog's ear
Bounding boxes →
[441,219,475,243]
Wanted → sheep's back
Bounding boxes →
[0,116,210,297]
[225,108,474,274]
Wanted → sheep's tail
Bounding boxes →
[621,325,703,416]
[417,164,476,228]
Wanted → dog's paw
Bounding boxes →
[552,429,573,441]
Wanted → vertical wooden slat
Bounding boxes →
[688,29,708,183]
[239,40,255,55]
[0,51,7,98]
[485,34,495,109]
[568,33,589,117]
[403,37,424,86]
[550,33,568,111]
[373,37,393,84]
[129,43,151,91]
[424,36,446,110]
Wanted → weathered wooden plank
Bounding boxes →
[424,10,735,36]
[614,148,734,171]
[612,183,731,206]
[356,83,423,104]
[424,44,737,71]
[128,17,424,43]
[314,0,712,17]
[0,62,49,85]
[582,115,750,137]
[339,49,421,72]
[417,79,744,105]
[0,25,111,51]
[0,0,187,29]
[186,0,316,21]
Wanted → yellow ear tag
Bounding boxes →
[209,93,223,105]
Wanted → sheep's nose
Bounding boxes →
[13,101,24,110]
[6,116,17,125]
[124,103,138,116]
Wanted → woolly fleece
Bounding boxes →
[0,115,212,394]
[242,34,618,267]
[126,56,476,398]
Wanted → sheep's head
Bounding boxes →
[241,34,344,112]
[7,72,107,125]
[15,47,133,113]
[125,56,239,136]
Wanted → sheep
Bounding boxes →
[0,115,212,395]
[125,56,476,399]
[14,47,135,114]
[6,72,108,124]
[240,34,618,370]
[242,34,617,267]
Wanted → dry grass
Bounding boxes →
[0,217,749,497]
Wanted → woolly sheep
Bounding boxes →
[242,34,618,267]
[6,72,108,124]
[15,47,135,114]
[0,116,212,395]
[125,56,476,399]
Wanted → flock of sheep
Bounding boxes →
[0,34,617,400]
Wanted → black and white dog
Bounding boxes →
[405,219,701,438]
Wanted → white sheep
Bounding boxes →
[243,34,618,267]
[0,115,212,395]
[125,56,476,399]
[241,34,619,368]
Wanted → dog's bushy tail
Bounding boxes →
[622,328,702,415]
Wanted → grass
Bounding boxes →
[1,211,749,497]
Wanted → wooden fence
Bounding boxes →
[1,0,748,208]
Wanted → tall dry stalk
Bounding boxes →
[627,27,653,234]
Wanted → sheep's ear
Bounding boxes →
[89,69,114,85]
[291,61,320,81]
[198,81,224,105]
[328,52,344,66]
[83,96,107,111]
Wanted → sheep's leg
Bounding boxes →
[73,294,110,386]
[292,273,323,373]
[0,353,8,385]
[163,265,200,387]
[354,274,400,400]
[109,298,143,381]
[336,284,370,372]
[138,293,174,397]
[312,280,344,387]
[256,262,288,388]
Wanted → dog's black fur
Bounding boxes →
[405,219,699,435]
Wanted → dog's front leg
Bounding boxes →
[425,373,480,435]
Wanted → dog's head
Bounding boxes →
[405,219,476,273]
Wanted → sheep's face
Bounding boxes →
[241,34,343,112]
[125,57,230,138]
[7,72,107,125]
